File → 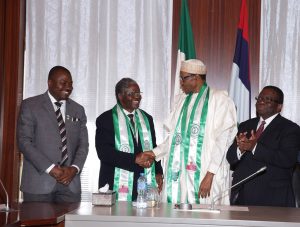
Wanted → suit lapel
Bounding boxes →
[65,99,74,131]
[258,114,281,140]
[251,118,260,132]
[42,92,58,125]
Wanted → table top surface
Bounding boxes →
[3,201,300,226]
[19,202,80,226]
[65,202,300,226]
[0,202,80,226]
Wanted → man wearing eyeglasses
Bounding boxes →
[95,78,163,201]
[226,85,300,207]
[139,59,237,205]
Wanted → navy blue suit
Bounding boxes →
[226,114,300,207]
[95,109,163,200]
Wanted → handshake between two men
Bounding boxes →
[135,151,156,168]
[135,150,164,193]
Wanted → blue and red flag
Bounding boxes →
[228,0,251,123]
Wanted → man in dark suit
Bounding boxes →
[95,78,163,201]
[227,85,300,207]
[17,66,89,202]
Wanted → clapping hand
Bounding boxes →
[135,151,155,168]
[236,130,257,152]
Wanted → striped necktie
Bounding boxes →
[55,102,68,165]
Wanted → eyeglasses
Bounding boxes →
[255,96,279,104]
[126,91,143,98]
[180,74,195,82]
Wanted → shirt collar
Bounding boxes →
[123,108,136,116]
[259,113,279,126]
[48,91,66,106]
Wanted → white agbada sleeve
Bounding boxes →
[199,90,237,205]
[206,90,237,174]
[153,93,186,161]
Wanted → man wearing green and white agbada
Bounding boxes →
[95,78,163,201]
[143,59,237,205]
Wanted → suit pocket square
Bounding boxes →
[66,115,80,122]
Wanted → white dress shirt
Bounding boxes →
[46,91,79,174]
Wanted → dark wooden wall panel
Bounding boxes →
[172,0,260,114]
[0,0,6,174]
[0,0,25,204]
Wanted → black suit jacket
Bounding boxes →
[95,108,163,200]
[226,114,300,207]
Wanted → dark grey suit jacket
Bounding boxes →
[17,92,89,194]
[226,114,300,207]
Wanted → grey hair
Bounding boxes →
[115,78,137,102]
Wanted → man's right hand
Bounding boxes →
[135,151,155,168]
[236,130,257,152]
[49,165,64,179]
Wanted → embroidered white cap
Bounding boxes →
[180,59,207,75]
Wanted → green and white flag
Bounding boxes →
[174,0,196,99]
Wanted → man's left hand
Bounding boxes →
[237,130,257,152]
[198,171,214,198]
[56,166,77,186]
[155,173,163,193]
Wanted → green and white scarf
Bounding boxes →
[166,83,210,204]
[112,104,156,201]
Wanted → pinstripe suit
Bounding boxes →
[226,115,300,207]
[17,92,89,198]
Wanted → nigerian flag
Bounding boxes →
[174,0,196,99]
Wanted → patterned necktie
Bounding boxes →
[127,114,135,132]
[55,102,68,165]
[256,120,266,139]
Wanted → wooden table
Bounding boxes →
[1,202,80,227]
[19,202,80,227]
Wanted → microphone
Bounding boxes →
[0,178,10,212]
[210,166,267,210]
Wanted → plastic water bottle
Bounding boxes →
[136,173,147,208]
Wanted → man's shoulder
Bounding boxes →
[208,88,235,108]
[102,109,113,116]
[21,93,48,106]
[67,98,85,110]
[96,109,113,122]
[209,88,229,99]
[138,109,153,119]
[275,115,300,130]
[240,117,258,126]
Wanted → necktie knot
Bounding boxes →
[127,114,134,121]
[127,114,135,129]
[55,101,62,108]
